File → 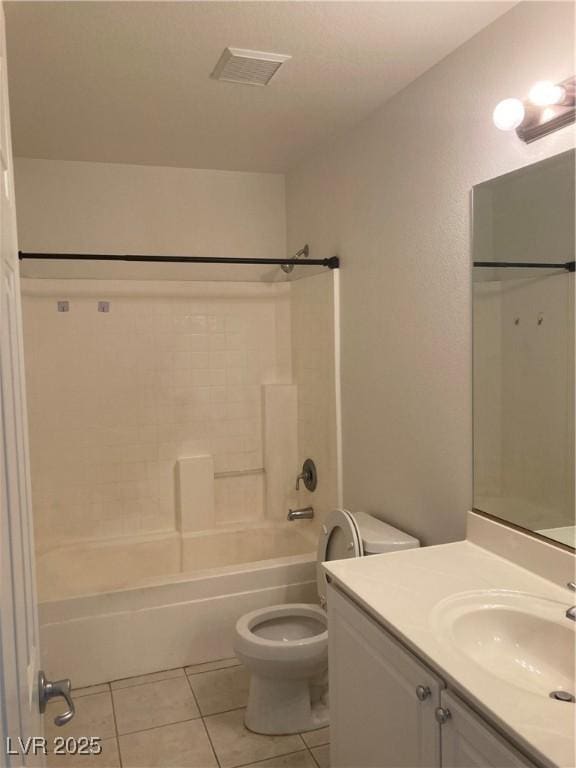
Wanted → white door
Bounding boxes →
[440,691,536,768]
[328,585,443,768]
[0,2,43,763]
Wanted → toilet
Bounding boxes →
[234,508,420,735]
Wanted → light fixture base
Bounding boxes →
[516,76,575,143]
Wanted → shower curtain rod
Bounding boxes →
[474,260,575,271]
[18,251,340,269]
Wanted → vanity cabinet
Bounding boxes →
[440,691,535,768]
[328,584,443,767]
[328,585,537,768]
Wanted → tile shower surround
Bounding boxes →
[22,280,293,547]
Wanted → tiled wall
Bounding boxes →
[22,279,292,549]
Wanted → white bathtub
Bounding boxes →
[38,523,318,687]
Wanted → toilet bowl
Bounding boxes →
[234,508,419,735]
[235,604,328,735]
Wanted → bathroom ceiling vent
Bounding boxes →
[211,48,291,86]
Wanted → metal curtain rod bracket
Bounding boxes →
[474,261,575,272]
[281,243,309,274]
[18,251,340,269]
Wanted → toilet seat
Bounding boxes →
[316,508,363,604]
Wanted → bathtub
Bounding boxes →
[38,522,318,687]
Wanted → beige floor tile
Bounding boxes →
[119,719,218,768]
[111,667,185,690]
[242,750,317,768]
[311,745,330,768]
[45,692,115,742]
[47,738,120,768]
[185,658,240,676]
[113,677,200,735]
[300,727,330,748]
[204,708,305,768]
[188,665,250,715]
[73,683,110,699]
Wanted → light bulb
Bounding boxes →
[493,98,525,131]
[528,80,565,107]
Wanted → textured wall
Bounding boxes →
[286,2,575,545]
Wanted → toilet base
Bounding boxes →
[244,674,329,735]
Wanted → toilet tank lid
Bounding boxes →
[351,511,420,554]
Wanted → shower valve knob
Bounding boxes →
[295,459,318,492]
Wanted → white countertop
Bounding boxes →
[324,541,576,768]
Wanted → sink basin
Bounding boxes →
[432,590,576,697]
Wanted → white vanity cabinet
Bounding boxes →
[328,585,538,768]
[440,691,536,768]
[328,585,443,767]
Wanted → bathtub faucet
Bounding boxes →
[287,506,314,521]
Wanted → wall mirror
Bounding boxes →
[472,150,575,550]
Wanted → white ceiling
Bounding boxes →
[5,1,514,173]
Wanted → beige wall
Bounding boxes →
[15,158,287,282]
[285,2,575,545]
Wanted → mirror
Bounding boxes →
[472,150,575,549]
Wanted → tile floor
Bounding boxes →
[46,659,330,768]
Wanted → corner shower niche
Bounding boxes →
[22,272,339,602]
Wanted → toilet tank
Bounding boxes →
[351,511,420,555]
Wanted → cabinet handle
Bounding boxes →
[435,707,451,725]
[415,685,431,701]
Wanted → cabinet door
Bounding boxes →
[440,691,537,768]
[328,584,443,768]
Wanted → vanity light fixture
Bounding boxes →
[528,80,567,107]
[492,98,525,131]
[493,75,575,142]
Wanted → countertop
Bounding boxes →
[323,540,576,768]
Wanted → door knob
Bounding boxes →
[38,671,75,726]
[415,685,431,701]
